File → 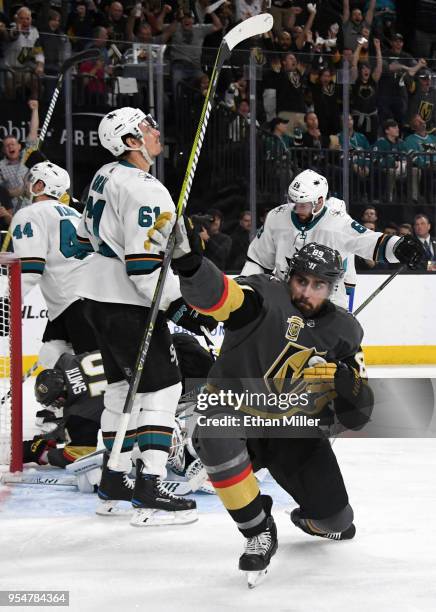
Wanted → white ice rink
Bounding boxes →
[1,367,436,612]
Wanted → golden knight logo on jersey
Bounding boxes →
[285,316,305,341]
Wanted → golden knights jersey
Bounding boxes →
[76,160,180,310]
[56,351,106,423]
[10,200,94,320]
[209,273,364,393]
[179,257,372,429]
[241,201,401,308]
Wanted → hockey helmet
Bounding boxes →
[288,170,328,215]
[287,243,344,285]
[35,368,67,408]
[98,107,159,163]
[28,161,70,200]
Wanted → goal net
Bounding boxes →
[0,254,22,472]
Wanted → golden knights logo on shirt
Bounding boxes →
[419,100,434,123]
[285,315,305,341]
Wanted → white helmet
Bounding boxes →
[288,170,329,215]
[98,107,158,165]
[28,161,70,200]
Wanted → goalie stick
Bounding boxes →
[1,471,206,495]
[108,13,274,470]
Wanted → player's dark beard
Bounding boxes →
[291,296,320,317]
[290,290,330,317]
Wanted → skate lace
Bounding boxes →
[245,531,272,555]
[324,531,341,540]
[156,479,181,500]
[122,474,135,490]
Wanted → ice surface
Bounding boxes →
[1,370,435,611]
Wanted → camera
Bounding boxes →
[191,214,213,232]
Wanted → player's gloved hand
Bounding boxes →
[145,213,206,274]
[166,297,217,334]
[22,148,47,169]
[393,235,426,269]
[303,357,337,394]
[22,436,57,465]
[333,361,362,401]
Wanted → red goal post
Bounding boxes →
[0,254,23,472]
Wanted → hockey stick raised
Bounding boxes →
[38,48,100,147]
[108,14,274,470]
[353,264,406,316]
[1,49,100,254]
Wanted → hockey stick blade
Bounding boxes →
[61,49,100,72]
[224,13,274,51]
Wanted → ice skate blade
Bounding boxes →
[246,569,268,589]
[96,500,133,516]
[130,508,198,527]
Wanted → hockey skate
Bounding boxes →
[96,454,135,516]
[290,508,356,540]
[130,460,198,527]
[239,496,278,589]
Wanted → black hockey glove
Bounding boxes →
[393,235,426,269]
[167,297,218,335]
[333,362,373,431]
[170,215,209,275]
[22,436,57,465]
[334,362,362,402]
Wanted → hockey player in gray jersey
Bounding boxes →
[8,161,97,365]
[75,107,215,525]
[147,213,376,587]
[24,351,106,468]
[24,342,212,493]
[241,169,425,309]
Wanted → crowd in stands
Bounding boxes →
[1,0,436,270]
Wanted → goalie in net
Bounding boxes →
[21,335,214,493]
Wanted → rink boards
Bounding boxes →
[17,273,436,369]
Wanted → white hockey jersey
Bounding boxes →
[10,200,93,320]
[241,201,401,308]
[76,160,180,310]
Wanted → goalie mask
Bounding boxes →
[28,161,70,200]
[286,243,344,288]
[98,107,159,166]
[35,368,67,408]
[287,170,328,218]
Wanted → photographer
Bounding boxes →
[192,210,231,271]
